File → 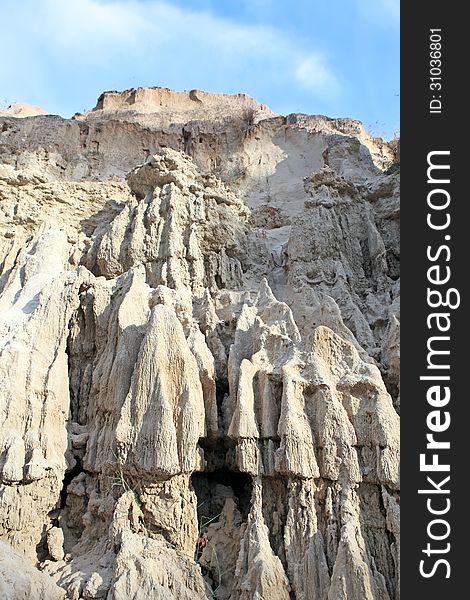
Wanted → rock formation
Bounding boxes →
[0,87,399,599]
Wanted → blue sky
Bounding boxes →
[1,0,399,139]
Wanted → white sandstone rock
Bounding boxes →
[0,88,399,600]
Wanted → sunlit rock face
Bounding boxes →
[0,87,399,600]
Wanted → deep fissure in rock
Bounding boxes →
[358,483,397,600]
[66,292,96,425]
[190,372,256,596]
[192,470,253,525]
[59,458,83,510]
[260,477,288,567]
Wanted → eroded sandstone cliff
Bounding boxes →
[0,88,399,599]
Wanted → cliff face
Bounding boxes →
[0,88,399,600]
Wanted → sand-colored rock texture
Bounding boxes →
[0,87,399,599]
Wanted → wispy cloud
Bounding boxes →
[44,0,147,50]
[294,55,340,97]
[0,0,340,114]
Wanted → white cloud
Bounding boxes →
[294,55,340,97]
[44,0,147,49]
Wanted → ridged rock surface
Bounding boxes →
[0,88,399,599]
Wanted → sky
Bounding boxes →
[1,0,399,139]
